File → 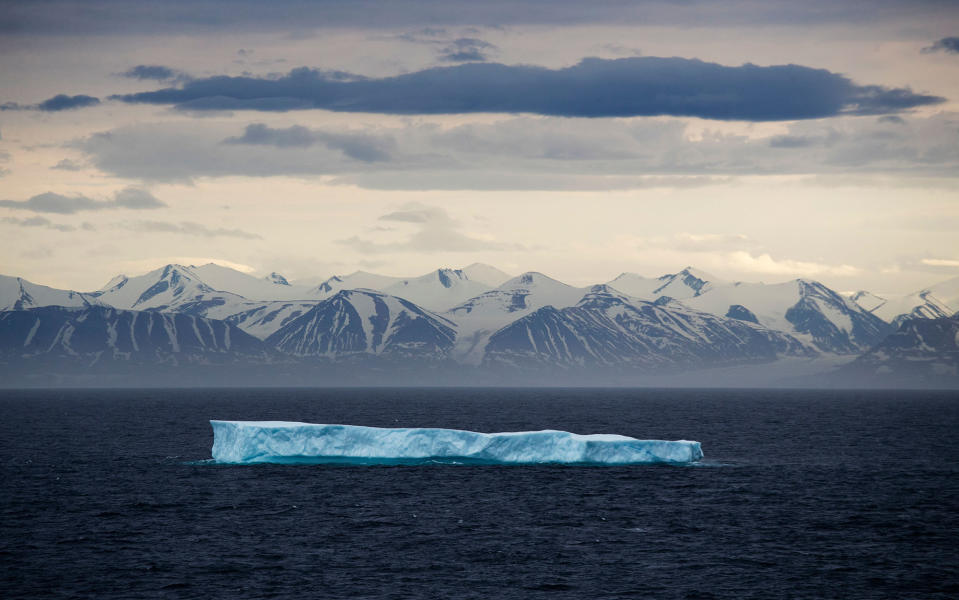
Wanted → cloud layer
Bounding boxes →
[112,57,944,121]
[76,112,959,188]
[338,204,522,253]
[0,188,166,213]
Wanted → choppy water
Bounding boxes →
[1,388,957,599]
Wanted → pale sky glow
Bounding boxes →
[1,1,958,294]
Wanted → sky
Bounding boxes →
[1,0,958,295]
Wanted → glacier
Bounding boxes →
[210,421,703,465]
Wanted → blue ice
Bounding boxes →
[210,421,703,465]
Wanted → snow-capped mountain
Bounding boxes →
[219,301,320,340]
[264,272,291,286]
[95,263,312,303]
[682,278,891,354]
[309,271,404,297]
[266,289,456,359]
[187,263,312,301]
[483,285,811,371]
[835,317,959,387]
[461,263,512,287]
[446,272,588,363]
[89,264,249,313]
[0,274,102,311]
[381,268,490,311]
[851,276,959,327]
[606,267,721,301]
[4,261,957,387]
[87,264,322,340]
[0,306,269,364]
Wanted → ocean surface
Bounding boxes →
[1,388,957,599]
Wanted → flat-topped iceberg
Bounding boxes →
[210,420,703,465]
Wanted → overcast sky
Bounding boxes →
[1,0,958,294]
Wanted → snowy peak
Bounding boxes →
[310,271,403,297]
[850,290,886,313]
[436,268,462,289]
[90,263,243,313]
[683,277,890,354]
[266,289,456,359]
[500,271,574,291]
[861,276,959,327]
[604,273,662,300]
[99,274,128,292]
[576,284,641,309]
[605,267,720,301]
[186,263,311,301]
[484,284,811,371]
[653,266,720,299]
[382,268,489,311]
[264,272,290,286]
[0,274,101,311]
[460,263,511,287]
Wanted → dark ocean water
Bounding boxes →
[1,388,957,599]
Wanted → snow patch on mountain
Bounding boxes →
[382,268,490,311]
[460,263,512,287]
[446,272,588,364]
[854,276,959,327]
[483,284,811,370]
[606,267,722,301]
[266,289,456,359]
[0,274,101,311]
[683,279,889,354]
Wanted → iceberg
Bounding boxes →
[210,420,703,465]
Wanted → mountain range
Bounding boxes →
[1,262,956,387]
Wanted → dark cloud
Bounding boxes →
[921,37,959,54]
[437,38,496,62]
[223,123,394,161]
[878,115,905,124]
[37,94,100,111]
[2,216,76,232]
[126,220,261,239]
[112,57,943,121]
[120,64,188,81]
[1,95,101,112]
[0,188,165,213]
[2,0,954,34]
[768,135,815,148]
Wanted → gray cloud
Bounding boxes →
[922,37,959,54]
[125,220,262,239]
[338,204,521,253]
[1,94,101,112]
[2,216,76,232]
[111,57,944,121]
[437,38,497,62]
[112,187,166,209]
[769,135,815,148]
[119,64,190,82]
[76,113,959,189]
[0,187,166,213]
[51,158,85,171]
[2,1,954,34]
[224,123,394,161]
[878,115,905,124]
[37,94,100,111]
